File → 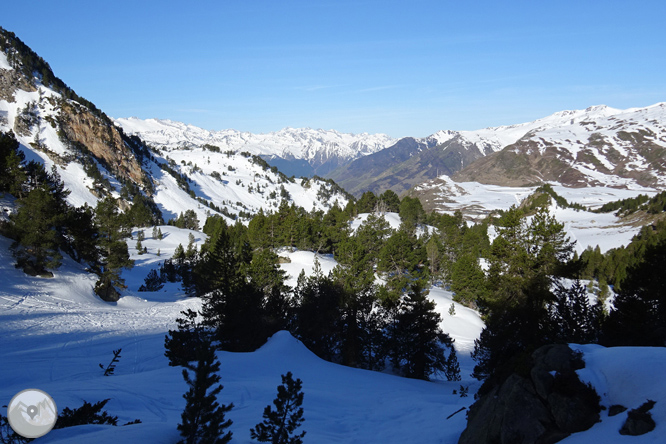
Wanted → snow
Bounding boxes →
[562,344,666,443]
[277,249,340,290]
[420,176,659,253]
[349,212,403,232]
[0,51,12,70]
[114,117,396,164]
[0,232,482,444]
[4,225,663,443]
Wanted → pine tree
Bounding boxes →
[473,206,574,382]
[177,341,233,444]
[94,196,133,300]
[250,372,306,444]
[445,347,461,381]
[550,280,601,343]
[9,187,63,271]
[387,283,454,380]
[165,310,209,367]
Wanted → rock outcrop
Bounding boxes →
[458,344,601,444]
[58,101,145,185]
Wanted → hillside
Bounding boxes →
[452,104,666,188]
[0,29,350,225]
[329,104,666,197]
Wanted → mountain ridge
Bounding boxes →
[328,103,666,196]
[114,116,396,177]
[0,30,351,224]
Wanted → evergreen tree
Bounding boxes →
[177,341,233,444]
[250,248,291,332]
[449,253,486,306]
[387,284,454,380]
[9,187,64,271]
[290,263,343,362]
[472,206,574,390]
[445,347,462,382]
[398,196,425,233]
[549,280,601,343]
[250,372,306,444]
[603,237,666,346]
[64,204,100,265]
[378,189,401,213]
[139,269,164,292]
[94,197,133,300]
[165,309,208,367]
[356,191,377,213]
[0,130,26,196]
[377,229,428,301]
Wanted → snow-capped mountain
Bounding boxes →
[114,117,396,177]
[329,103,666,196]
[0,31,350,223]
[452,103,666,188]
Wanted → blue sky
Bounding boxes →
[3,0,666,138]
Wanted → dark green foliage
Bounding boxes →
[174,210,200,230]
[204,284,269,352]
[526,184,586,212]
[139,268,164,292]
[398,196,425,231]
[250,372,306,444]
[377,229,428,301]
[594,193,651,215]
[449,253,486,306]
[603,237,666,346]
[550,281,602,343]
[177,341,233,444]
[578,220,666,291]
[387,284,456,380]
[94,196,133,295]
[165,309,209,367]
[445,347,462,382]
[250,248,291,332]
[290,266,344,362]
[356,191,377,213]
[64,204,100,264]
[378,189,401,212]
[0,131,26,196]
[473,206,575,390]
[54,399,118,429]
[9,186,64,270]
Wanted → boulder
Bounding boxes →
[620,400,656,436]
[458,344,600,444]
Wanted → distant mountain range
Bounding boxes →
[115,117,396,178]
[328,104,666,196]
[119,103,666,200]
[2,25,665,223]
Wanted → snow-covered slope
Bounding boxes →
[0,49,350,224]
[115,117,396,177]
[412,175,659,253]
[332,103,666,196]
[2,232,665,443]
[452,103,666,188]
[0,231,481,444]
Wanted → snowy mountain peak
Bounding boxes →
[114,117,397,176]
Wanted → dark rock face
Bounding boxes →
[620,400,656,436]
[608,404,627,417]
[458,344,601,444]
